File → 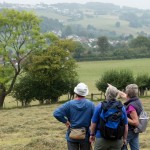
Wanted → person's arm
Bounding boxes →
[65,120,71,128]
[89,103,101,143]
[53,101,71,128]
[89,122,96,143]
[128,110,139,126]
[107,83,127,99]
[122,106,128,144]
[118,91,127,99]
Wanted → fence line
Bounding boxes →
[4,90,150,108]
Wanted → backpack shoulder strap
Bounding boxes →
[99,102,103,114]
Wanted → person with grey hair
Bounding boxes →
[53,82,95,150]
[90,85,128,150]
[105,85,119,99]
[119,84,143,150]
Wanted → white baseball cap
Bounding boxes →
[74,83,89,96]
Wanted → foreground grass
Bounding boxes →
[0,98,150,150]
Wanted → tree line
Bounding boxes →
[74,35,150,61]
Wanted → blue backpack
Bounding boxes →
[99,100,125,140]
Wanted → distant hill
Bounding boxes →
[1,2,150,37]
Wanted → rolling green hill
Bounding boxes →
[34,3,150,36]
[1,2,150,36]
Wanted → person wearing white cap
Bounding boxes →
[53,82,95,150]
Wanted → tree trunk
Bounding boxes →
[39,100,44,105]
[140,89,145,96]
[0,83,6,108]
[51,97,59,103]
[21,100,25,107]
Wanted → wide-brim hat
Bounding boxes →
[74,83,89,96]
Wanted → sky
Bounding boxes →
[1,0,150,10]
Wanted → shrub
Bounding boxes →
[96,69,134,94]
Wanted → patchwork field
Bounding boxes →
[36,10,150,35]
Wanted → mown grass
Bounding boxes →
[0,98,150,150]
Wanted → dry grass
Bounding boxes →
[0,98,150,150]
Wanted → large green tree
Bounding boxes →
[129,36,150,49]
[72,42,85,58]
[135,74,150,96]
[0,9,43,108]
[21,39,78,103]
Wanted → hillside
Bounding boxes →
[1,2,150,37]
[46,2,150,36]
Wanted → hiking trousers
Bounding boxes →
[94,138,122,150]
[127,130,139,150]
[67,141,91,150]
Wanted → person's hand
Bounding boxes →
[65,121,71,128]
[89,135,95,143]
[123,138,127,145]
[107,83,112,87]
[118,91,127,99]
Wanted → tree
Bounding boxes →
[72,42,85,58]
[40,16,63,33]
[135,74,150,96]
[0,9,43,108]
[62,25,73,38]
[129,36,150,49]
[97,36,110,53]
[12,74,36,106]
[23,39,78,103]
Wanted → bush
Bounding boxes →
[96,69,134,94]
[13,75,36,106]
[13,74,79,104]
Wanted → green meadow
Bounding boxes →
[70,15,142,35]
[77,58,150,93]
[1,58,150,150]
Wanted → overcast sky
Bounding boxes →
[1,0,150,10]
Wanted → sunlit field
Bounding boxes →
[1,58,150,150]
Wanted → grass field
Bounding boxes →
[1,58,150,149]
[0,98,150,150]
[71,15,150,35]
[76,58,150,93]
